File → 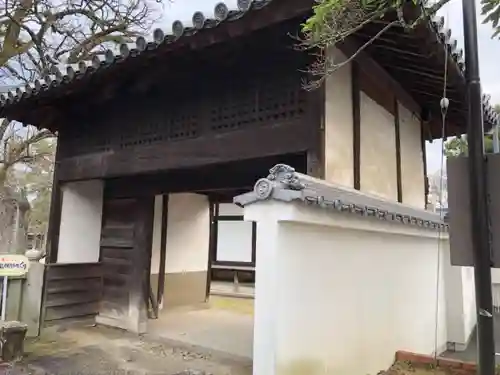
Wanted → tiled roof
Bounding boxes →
[428,14,498,127]
[0,84,23,94]
[0,0,273,108]
[0,0,497,129]
[234,164,447,230]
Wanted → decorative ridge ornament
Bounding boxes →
[253,179,273,200]
[266,164,306,191]
[233,164,448,232]
[235,164,305,206]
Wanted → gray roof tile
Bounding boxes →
[0,0,496,128]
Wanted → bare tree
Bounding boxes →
[0,0,160,188]
[0,0,159,83]
[0,0,160,251]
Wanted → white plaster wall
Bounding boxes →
[216,203,253,263]
[443,242,476,349]
[398,103,425,209]
[443,259,466,345]
[322,54,426,207]
[150,194,210,274]
[360,92,398,201]
[493,282,500,311]
[57,180,103,264]
[491,268,500,284]
[218,203,243,216]
[491,270,500,309]
[245,200,448,375]
[461,268,476,340]
[324,48,354,188]
[216,221,253,262]
[164,193,210,273]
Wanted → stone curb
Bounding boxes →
[395,351,477,372]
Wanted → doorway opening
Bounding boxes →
[141,152,307,359]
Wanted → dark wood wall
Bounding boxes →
[56,19,320,181]
[42,263,102,326]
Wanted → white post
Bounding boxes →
[245,202,282,375]
[1,276,8,320]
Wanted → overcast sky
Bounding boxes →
[160,0,500,174]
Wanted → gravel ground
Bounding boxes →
[0,324,252,375]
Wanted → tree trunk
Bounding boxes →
[0,166,7,187]
[0,186,16,253]
[0,184,30,254]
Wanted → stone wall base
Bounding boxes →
[395,351,476,374]
[0,321,27,362]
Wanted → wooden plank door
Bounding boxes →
[97,197,154,333]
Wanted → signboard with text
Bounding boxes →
[0,254,29,277]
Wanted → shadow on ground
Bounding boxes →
[1,323,252,375]
[442,313,500,364]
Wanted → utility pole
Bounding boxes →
[462,0,496,373]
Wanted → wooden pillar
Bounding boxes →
[394,99,403,203]
[131,196,155,333]
[205,199,217,299]
[157,194,169,308]
[421,119,429,207]
[45,140,62,264]
[351,61,361,190]
[306,77,325,179]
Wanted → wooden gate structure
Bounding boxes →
[0,0,498,331]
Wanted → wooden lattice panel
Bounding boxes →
[58,47,309,160]
[60,91,203,158]
[209,72,306,133]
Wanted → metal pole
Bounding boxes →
[462,0,496,373]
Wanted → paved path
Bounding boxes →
[147,297,254,359]
[442,314,500,364]
[5,324,252,375]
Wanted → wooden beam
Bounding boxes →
[351,61,361,190]
[371,53,443,74]
[411,20,465,84]
[251,222,257,265]
[374,58,446,78]
[380,65,448,82]
[306,81,325,179]
[156,194,169,308]
[45,140,63,264]
[421,118,429,207]
[354,38,424,58]
[399,79,459,94]
[409,89,462,104]
[131,197,155,333]
[339,38,420,115]
[106,174,259,199]
[103,152,307,198]
[206,200,217,299]
[354,32,421,50]
[57,121,314,181]
[394,99,403,203]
